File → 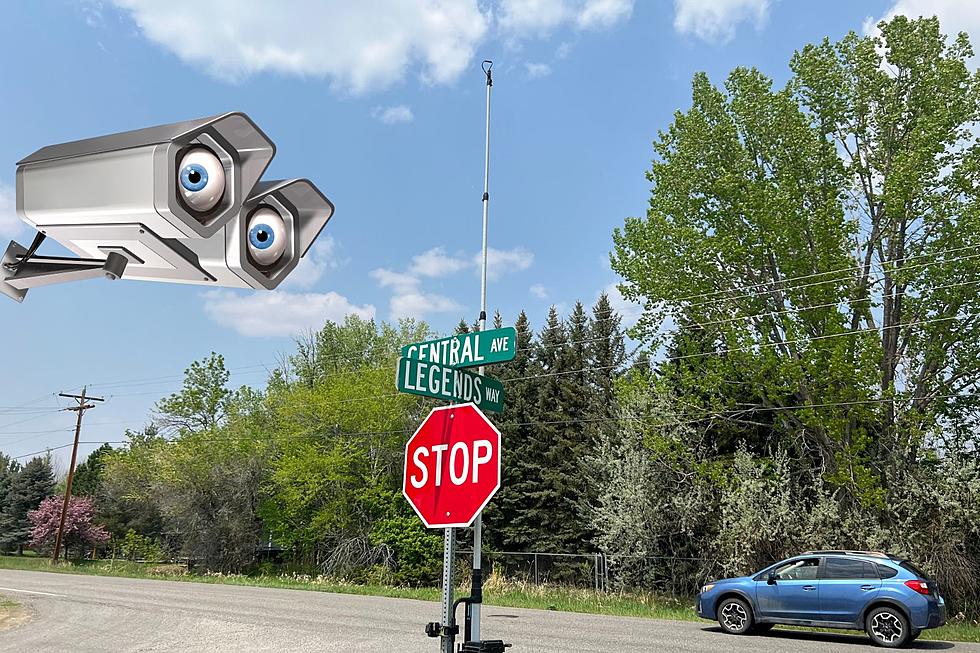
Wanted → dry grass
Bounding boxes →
[0,596,29,632]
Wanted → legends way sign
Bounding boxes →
[396,357,504,413]
[401,327,517,369]
[403,403,502,528]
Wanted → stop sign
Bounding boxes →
[403,403,501,528]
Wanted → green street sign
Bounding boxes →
[396,357,504,413]
[401,327,517,370]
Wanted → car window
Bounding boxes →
[900,561,930,579]
[877,564,898,579]
[772,558,820,581]
[823,557,877,580]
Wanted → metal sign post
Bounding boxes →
[441,527,456,653]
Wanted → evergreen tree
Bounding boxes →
[455,319,471,335]
[560,302,596,548]
[588,293,627,413]
[484,312,536,550]
[0,455,55,554]
[517,306,572,551]
[0,454,21,529]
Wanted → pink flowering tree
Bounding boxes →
[28,495,109,559]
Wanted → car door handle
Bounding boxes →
[861,585,876,591]
[802,585,816,591]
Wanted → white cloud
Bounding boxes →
[280,236,338,290]
[410,247,470,277]
[867,1,980,44]
[372,245,533,319]
[673,0,770,43]
[576,0,634,29]
[371,267,421,292]
[482,246,534,280]
[202,289,375,338]
[0,184,22,240]
[602,282,643,327]
[530,283,548,299]
[390,291,464,319]
[525,62,553,78]
[107,0,489,93]
[372,105,415,124]
[498,0,633,36]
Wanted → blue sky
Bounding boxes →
[0,0,963,467]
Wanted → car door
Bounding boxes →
[755,557,822,621]
[819,557,881,624]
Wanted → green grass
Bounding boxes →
[1,555,978,643]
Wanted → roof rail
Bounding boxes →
[803,550,891,558]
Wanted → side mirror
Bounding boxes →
[767,572,778,585]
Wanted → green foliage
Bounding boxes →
[612,15,980,506]
[0,456,55,554]
[72,443,114,497]
[156,352,237,434]
[118,529,163,563]
[370,508,442,586]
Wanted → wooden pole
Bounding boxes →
[52,387,102,562]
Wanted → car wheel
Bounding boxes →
[717,597,754,635]
[865,606,911,648]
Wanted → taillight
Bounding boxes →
[905,580,930,595]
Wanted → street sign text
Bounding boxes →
[396,357,504,413]
[401,327,517,370]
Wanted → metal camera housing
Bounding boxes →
[229,180,335,290]
[2,112,335,300]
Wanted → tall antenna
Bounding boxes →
[469,58,493,647]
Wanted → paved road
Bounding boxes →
[0,569,975,652]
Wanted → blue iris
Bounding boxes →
[180,163,209,192]
[249,223,275,250]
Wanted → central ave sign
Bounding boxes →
[402,403,502,528]
[401,327,517,369]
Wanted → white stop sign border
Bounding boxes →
[402,402,502,529]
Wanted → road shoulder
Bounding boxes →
[0,595,31,632]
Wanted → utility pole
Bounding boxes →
[52,387,103,562]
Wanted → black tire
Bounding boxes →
[717,597,754,635]
[753,623,775,634]
[865,606,911,648]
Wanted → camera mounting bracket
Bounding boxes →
[1,237,128,303]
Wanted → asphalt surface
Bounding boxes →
[0,569,977,652]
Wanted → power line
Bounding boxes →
[673,251,980,314]
[665,242,980,306]
[686,278,980,331]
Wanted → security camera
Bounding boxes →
[227,179,335,290]
[2,112,334,301]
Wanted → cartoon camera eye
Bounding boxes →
[178,147,225,213]
[247,207,287,266]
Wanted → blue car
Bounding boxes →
[696,551,946,648]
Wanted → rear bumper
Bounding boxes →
[927,603,946,629]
